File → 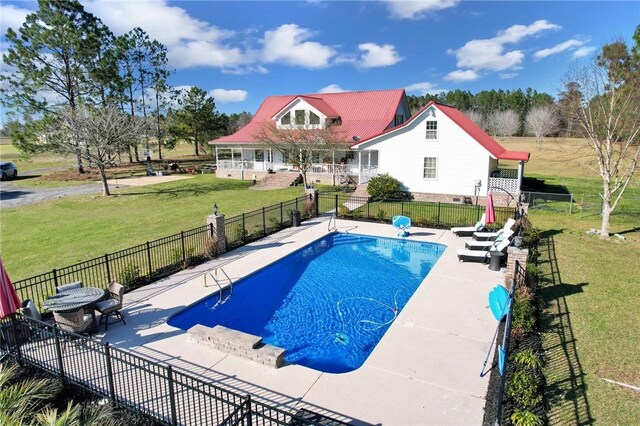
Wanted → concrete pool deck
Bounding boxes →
[96,217,505,425]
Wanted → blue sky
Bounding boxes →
[1,1,639,116]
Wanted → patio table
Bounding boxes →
[42,287,106,331]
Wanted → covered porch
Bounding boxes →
[214,145,379,184]
[488,160,526,198]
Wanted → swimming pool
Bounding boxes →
[168,233,445,373]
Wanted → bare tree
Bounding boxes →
[255,122,350,188]
[464,110,486,130]
[42,106,145,196]
[491,109,520,139]
[525,105,560,145]
[565,31,640,238]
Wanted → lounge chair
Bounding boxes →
[465,230,514,251]
[472,218,516,241]
[451,213,486,237]
[95,282,126,331]
[457,237,512,263]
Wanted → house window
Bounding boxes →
[309,111,320,125]
[311,151,321,163]
[281,112,291,125]
[295,110,305,125]
[255,150,264,162]
[423,157,437,179]
[426,120,438,139]
[394,114,404,126]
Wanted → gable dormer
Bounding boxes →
[272,96,340,129]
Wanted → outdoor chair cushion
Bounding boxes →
[465,230,514,251]
[472,218,516,241]
[95,298,120,315]
[22,299,42,321]
[451,213,486,237]
[56,281,83,293]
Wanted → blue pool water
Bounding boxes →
[168,233,445,373]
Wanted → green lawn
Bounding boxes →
[1,176,305,280]
[501,138,640,425]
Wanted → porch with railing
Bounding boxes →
[489,167,521,195]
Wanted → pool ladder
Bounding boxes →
[205,268,233,309]
[328,213,337,232]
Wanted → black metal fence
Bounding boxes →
[12,195,318,308]
[318,193,516,229]
[0,317,346,426]
[224,195,315,250]
[495,260,526,425]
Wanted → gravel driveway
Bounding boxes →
[0,181,106,208]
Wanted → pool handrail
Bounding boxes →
[328,214,337,232]
[205,268,234,307]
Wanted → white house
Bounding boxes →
[209,89,529,204]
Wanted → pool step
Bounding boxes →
[187,325,285,368]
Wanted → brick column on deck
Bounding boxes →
[505,246,528,282]
[206,214,226,255]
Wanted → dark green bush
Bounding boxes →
[510,409,543,426]
[367,173,406,200]
[507,370,542,409]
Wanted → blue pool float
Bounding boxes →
[392,215,411,237]
[488,285,510,321]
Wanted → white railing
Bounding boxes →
[489,177,519,194]
[494,168,518,179]
[359,166,379,184]
[216,160,254,170]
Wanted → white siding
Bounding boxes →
[361,106,492,196]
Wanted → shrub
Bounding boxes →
[268,216,281,230]
[169,247,182,265]
[507,370,542,409]
[367,173,406,200]
[337,205,349,217]
[376,209,386,220]
[203,236,218,259]
[118,263,140,289]
[232,224,248,242]
[520,226,541,249]
[302,201,316,218]
[513,349,542,370]
[510,409,543,426]
[512,293,536,337]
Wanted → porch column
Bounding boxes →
[332,150,336,185]
[240,147,244,169]
[367,150,371,168]
[231,148,235,168]
[517,160,525,194]
[358,151,362,185]
[215,146,219,166]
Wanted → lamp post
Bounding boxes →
[213,203,218,215]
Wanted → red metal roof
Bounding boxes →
[353,101,530,162]
[210,89,405,145]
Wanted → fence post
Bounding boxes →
[167,365,178,426]
[181,231,186,265]
[296,197,299,210]
[280,202,283,226]
[569,193,573,215]
[401,201,404,216]
[146,242,153,279]
[334,194,338,216]
[206,214,227,255]
[262,208,266,236]
[105,254,111,283]
[242,213,246,241]
[105,343,116,402]
[245,394,253,426]
[53,268,59,289]
[367,201,370,219]
[437,202,441,227]
[53,327,65,382]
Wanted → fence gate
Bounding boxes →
[520,191,574,214]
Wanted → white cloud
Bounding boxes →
[534,39,584,59]
[450,20,561,73]
[405,82,443,95]
[499,72,518,79]
[444,69,479,82]
[261,24,335,69]
[318,84,350,93]
[0,4,31,36]
[208,89,248,104]
[383,0,459,20]
[573,46,596,59]
[358,43,403,68]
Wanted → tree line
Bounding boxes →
[0,0,254,195]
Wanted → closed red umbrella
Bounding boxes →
[485,192,496,226]
[0,257,21,319]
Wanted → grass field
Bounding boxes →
[1,176,305,280]
[501,137,640,425]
